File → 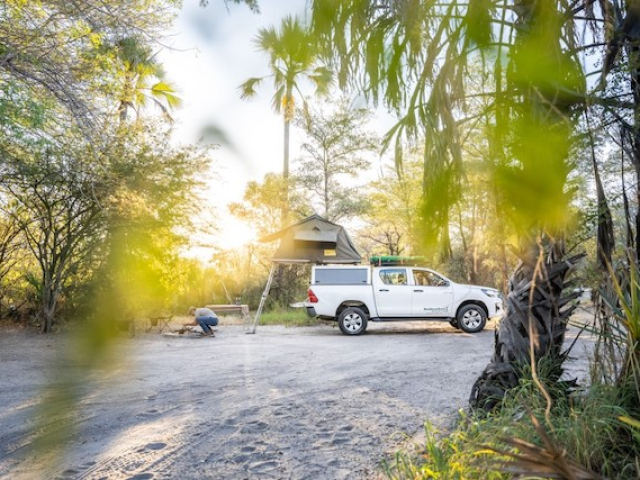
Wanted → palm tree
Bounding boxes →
[115,36,181,122]
[239,15,332,221]
[310,0,587,411]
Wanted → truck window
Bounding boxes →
[314,268,369,284]
[379,268,408,285]
[414,270,448,287]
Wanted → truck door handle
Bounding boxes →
[379,289,389,292]
[413,289,423,292]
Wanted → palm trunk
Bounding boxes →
[470,239,583,410]
[283,115,290,181]
[281,115,290,228]
[281,84,293,228]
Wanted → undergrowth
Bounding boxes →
[384,379,640,479]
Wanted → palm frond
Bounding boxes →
[308,66,333,94]
[151,82,182,109]
[272,85,285,113]
[238,77,263,99]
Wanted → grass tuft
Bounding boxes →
[258,308,323,327]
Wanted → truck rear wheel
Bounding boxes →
[457,305,487,333]
[338,307,368,335]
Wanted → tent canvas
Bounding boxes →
[260,214,361,264]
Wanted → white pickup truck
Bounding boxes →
[304,264,503,335]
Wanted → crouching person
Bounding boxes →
[185,306,218,337]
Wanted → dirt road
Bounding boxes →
[0,318,594,480]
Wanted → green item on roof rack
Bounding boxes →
[369,255,427,266]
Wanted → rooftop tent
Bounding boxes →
[260,214,361,264]
[246,214,361,334]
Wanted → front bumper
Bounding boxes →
[490,300,504,318]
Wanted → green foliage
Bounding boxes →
[91,121,211,321]
[229,173,307,238]
[359,152,422,257]
[111,35,182,121]
[293,97,379,222]
[310,1,588,258]
[0,134,105,331]
[0,116,210,329]
[0,0,179,131]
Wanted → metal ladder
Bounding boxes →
[245,263,278,334]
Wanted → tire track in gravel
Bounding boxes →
[52,365,430,479]
[79,364,447,480]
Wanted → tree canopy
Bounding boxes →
[293,98,379,222]
[0,0,209,331]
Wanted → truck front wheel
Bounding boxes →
[338,307,368,335]
[456,305,487,333]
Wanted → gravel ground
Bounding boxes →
[0,315,595,480]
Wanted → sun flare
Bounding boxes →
[215,217,258,251]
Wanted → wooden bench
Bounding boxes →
[205,304,250,318]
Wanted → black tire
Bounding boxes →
[456,304,487,333]
[449,318,460,329]
[338,307,368,336]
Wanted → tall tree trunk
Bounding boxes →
[621,133,635,252]
[40,273,59,333]
[630,42,640,262]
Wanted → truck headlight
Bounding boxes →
[481,288,499,298]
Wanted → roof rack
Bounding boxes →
[369,255,427,266]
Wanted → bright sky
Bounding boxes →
[157,1,308,251]
[161,1,308,182]
[159,1,395,252]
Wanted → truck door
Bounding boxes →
[410,269,454,317]
[374,268,413,317]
